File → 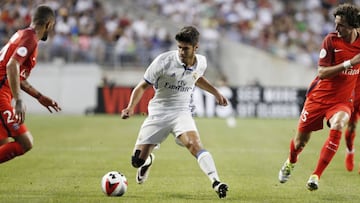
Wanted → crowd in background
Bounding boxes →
[138,0,358,69]
[0,0,358,71]
[0,0,174,68]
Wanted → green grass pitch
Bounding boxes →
[0,115,359,203]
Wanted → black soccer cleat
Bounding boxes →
[212,180,228,198]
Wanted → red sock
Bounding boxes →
[345,129,355,151]
[0,142,25,163]
[289,139,303,163]
[313,129,341,178]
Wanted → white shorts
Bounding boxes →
[135,111,198,145]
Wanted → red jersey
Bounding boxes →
[0,27,38,108]
[354,74,360,106]
[306,32,360,104]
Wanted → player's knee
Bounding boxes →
[15,133,33,152]
[331,122,345,130]
[131,150,145,168]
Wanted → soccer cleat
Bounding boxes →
[212,180,228,198]
[306,174,319,191]
[345,151,354,171]
[136,153,155,184]
[278,159,295,183]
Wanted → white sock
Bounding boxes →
[197,151,220,182]
[346,148,355,154]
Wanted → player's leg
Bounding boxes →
[279,131,311,183]
[131,115,169,184]
[132,144,156,184]
[177,131,228,198]
[344,110,357,171]
[307,110,349,191]
[0,132,33,163]
[0,109,33,163]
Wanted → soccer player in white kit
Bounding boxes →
[121,26,229,198]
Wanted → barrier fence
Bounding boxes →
[94,85,307,118]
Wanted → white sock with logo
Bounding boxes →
[197,150,220,182]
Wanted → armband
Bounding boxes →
[343,60,352,69]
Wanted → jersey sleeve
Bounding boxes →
[144,54,163,85]
[194,54,207,80]
[12,31,37,65]
[318,34,334,67]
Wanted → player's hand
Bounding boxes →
[38,95,62,113]
[121,108,133,119]
[14,99,26,124]
[217,95,228,106]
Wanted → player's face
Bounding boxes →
[41,20,55,41]
[334,15,353,39]
[177,41,197,62]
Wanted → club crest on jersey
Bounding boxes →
[192,72,198,80]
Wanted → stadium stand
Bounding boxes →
[0,0,355,85]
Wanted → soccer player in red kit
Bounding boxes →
[343,73,360,172]
[0,5,61,164]
[278,3,360,191]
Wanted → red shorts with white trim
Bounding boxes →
[0,102,28,139]
[297,99,352,133]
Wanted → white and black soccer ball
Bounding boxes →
[101,171,128,196]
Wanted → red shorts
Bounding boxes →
[0,102,28,139]
[297,99,352,133]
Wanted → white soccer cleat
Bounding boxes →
[136,153,155,184]
[306,174,319,191]
[212,180,228,198]
[278,159,295,183]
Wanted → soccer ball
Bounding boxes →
[101,171,128,196]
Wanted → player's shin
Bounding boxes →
[196,150,220,182]
[313,129,341,177]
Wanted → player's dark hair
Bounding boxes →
[175,26,200,45]
[32,5,55,26]
[333,3,360,28]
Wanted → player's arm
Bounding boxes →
[6,57,25,123]
[318,63,351,79]
[20,80,61,113]
[121,80,151,119]
[318,53,360,79]
[196,76,228,106]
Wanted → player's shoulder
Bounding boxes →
[153,50,179,68]
[12,28,37,45]
[18,28,36,38]
[323,32,339,42]
[196,54,206,61]
[195,54,207,67]
[157,50,177,60]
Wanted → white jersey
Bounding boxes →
[144,50,207,115]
